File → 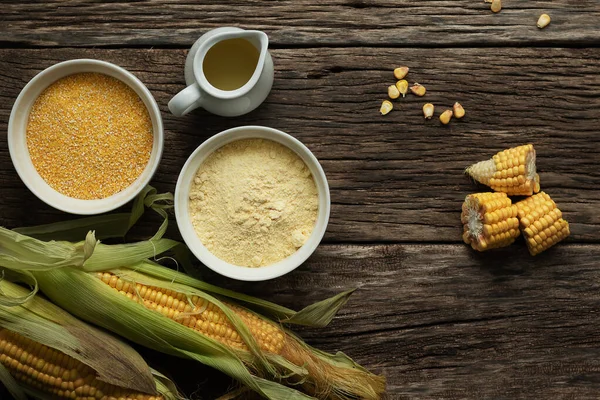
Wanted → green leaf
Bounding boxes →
[0,280,158,394]
[0,362,27,400]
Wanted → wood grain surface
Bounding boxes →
[1,48,599,243]
[1,1,600,399]
[3,0,600,47]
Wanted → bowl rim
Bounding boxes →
[174,125,330,281]
[7,58,164,215]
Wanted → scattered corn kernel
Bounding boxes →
[440,109,453,124]
[423,103,434,119]
[515,192,569,256]
[453,102,466,119]
[410,83,426,97]
[396,80,409,97]
[461,192,520,252]
[388,85,400,99]
[491,0,501,12]
[537,14,551,29]
[393,67,409,80]
[380,100,393,115]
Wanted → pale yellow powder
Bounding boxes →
[188,139,319,268]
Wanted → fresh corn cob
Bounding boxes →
[0,279,182,400]
[32,265,385,400]
[0,329,161,400]
[515,192,570,255]
[97,272,284,354]
[0,188,386,400]
[461,192,520,251]
[466,144,541,196]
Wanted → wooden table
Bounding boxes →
[2,1,600,398]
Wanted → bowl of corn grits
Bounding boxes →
[8,59,163,215]
[174,126,330,281]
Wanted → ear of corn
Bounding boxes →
[461,192,520,251]
[515,192,570,255]
[0,189,386,400]
[466,144,541,196]
[0,279,182,400]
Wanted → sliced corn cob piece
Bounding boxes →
[461,192,520,251]
[515,192,570,255]
[0,329,162,400]
[466,144,541,196]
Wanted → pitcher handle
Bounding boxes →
[168,84,203,117]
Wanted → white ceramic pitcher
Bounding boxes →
[168,27,274,117]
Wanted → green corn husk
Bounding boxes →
[0,277,183,400]
[0,187,386,400]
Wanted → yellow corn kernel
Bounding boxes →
[395,80,408,97]
[388,85,400,99]
[515,192,570,256]
[423,103,434,119]
[410,83,426,97]
[439,109,453,125]
[96,272,286,355]
[461,192,520,252]
[466,144,541,196]
[537,14,551,29]
[0,329,161,400]
[491,0,501,12]
[453,102,465,119]
[380,100,393,115]
[393,66,409,80]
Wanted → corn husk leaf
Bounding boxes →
[0,278,157,394]
[132,260,353,328]
[6,185,352,328]
[0,362,27,400]
[13,186,164,241]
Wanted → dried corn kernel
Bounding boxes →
[515,192,569,255]
[423,103,434,119]
[388,85,400,99]
[410,83,426,97]
[396,80,409,97]
[440,109,453,125]
[453,102,465,119]
[491,0,501,12]
[393,67,409,80]
[380,100,393,115]
[537,14,551,29]
[462,192,520,252]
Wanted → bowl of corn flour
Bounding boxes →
[175,126,330,281]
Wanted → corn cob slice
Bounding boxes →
[466,144,541,196]
[515,192,570,255]
[0,329,162,400]
[461,192,520,251]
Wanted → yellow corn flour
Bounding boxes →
[188,139,319,268]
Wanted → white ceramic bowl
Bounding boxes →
[175,126,330,281]
[8,59,164,215]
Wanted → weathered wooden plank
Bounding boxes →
[5,243,597,398]
[2,0,600,47]
[1,48,599,243]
